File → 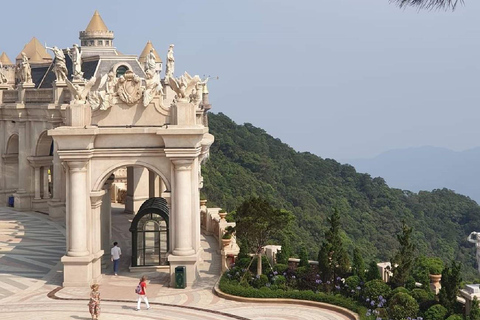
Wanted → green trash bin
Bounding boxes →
[175,266,186,289]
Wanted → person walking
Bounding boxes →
[88,284,101,320]
[135,275,150,311]
[111,241,121,276]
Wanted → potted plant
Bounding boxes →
[426,257,444,294]
[221,226,234,247]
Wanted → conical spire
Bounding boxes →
[0,52,13,65]
[16,37,52,63]
[85,10,109,32]
[139,41,162,63]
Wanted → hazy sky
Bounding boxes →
[2,0,479,159]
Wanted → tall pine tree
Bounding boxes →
[318,208,350,282]
[390,222,416,288]
[439,260,462,315]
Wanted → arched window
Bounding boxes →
[130,197,169,267]
[116,65,128,78]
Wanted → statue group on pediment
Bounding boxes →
[67,44,84,80]
[168,72,201,104]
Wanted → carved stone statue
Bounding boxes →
[145,49,156,73]
[165,44,174,80]
[65,77,97,103]
[46,45,68,82]
[143,69,161,107]
[18,52,32,84]
[0,62,8,84]
[168,72,200,102]
[468,231,480,273]
[67,44,83,80]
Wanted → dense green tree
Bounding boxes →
[438,261,462,315]
[275,236,292,265]
[234,197,294,275]
[203,113,480,281]
[424,304,448,320]
[388,292,419,320]
[391,0,463,10]
[366,260,382,281]
[470,297,480,320]
[299,246,310,268]
[391,222,416,288]
[352,247,366,280]
[318,208,350,282]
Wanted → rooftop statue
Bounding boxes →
[468,231,480,273]
[0,62,7,84]
[165,44,174,80]
[46,45,68,83]
[18,52,32,84]
[67,44,83,80]
[65,77,97,103]
[168,72,200,102]
[145,49,156,73]
[143,69,162,107]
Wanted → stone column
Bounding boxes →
[13,121,31,210]
[171,159,194,256]
[90,191,105,283]
[101,175,114,252]
[42,166,49,199]
[125,167,149,214]
[34,166,41,200]
[67,161,89,257]
[48,142,66,220]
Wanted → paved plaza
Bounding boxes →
[0,206,355,319]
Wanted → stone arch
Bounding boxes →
[35,131,53,156]
[92,160,171,193]
[5,134,19,154]
[111,62,134,78]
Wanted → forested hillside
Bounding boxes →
[201,113,480,280]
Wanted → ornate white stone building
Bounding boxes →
[0,11,214,287]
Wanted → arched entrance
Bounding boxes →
[130,197,169,267]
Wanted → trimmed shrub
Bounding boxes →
[445,315,463,320]
[388,286,410,300]
[424,304,448,320]
[388,292,419,320]
[411,288,432,304]
[364,279,391,302]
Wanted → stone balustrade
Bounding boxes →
[25,89,54,103]
[199,201,240,272]
[2,90,17,103]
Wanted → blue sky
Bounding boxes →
[2,0,479,159]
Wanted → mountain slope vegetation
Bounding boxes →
[202,113,480,280]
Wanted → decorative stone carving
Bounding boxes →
[65,77,97,103]
[0,62,7,84]
[142,69,162,107]
[88,72,117,111]
[18,52,33,84]
[168,72,200,102]
[46,45,68,83]
[165,44,174,81]
[67,44,83,80]
[116,70,143,105]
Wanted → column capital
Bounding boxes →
[172,159,194,171]
[90,190,106,208]
[66,161,88,172]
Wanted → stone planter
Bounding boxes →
[219,211,227,220]
[429,274,442,294]
[221,238,231,247]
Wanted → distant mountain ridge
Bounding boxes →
[346,146,480,203]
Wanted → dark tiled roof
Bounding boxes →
[82,60,99,80]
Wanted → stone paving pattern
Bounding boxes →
[0,206,354,319]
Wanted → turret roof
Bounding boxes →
[16,37,52,63]
[85,10,109,32]
[0,52,13,65]
[138,41,162,63]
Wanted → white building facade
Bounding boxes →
[0,11,214,287]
